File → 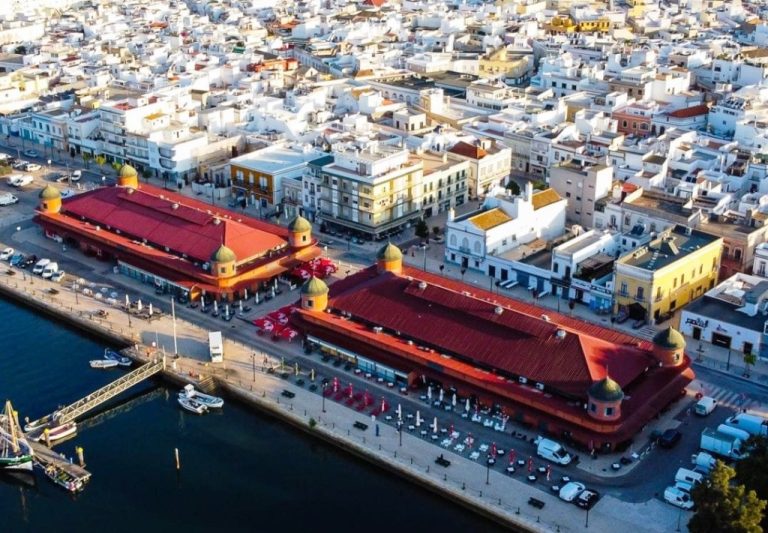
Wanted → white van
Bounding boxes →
[70,170,82,182]
[9,174,33,187]
[675,468,704,487]
[32,258,50,275]
[535,437,573,465]
[725,413,768,437]
[694,397,717,416]
[41,262,58,279]
[717,423,752,443]
[664,485,694,510]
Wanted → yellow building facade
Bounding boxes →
[614,225,723,324]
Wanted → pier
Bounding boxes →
[25,356,165,433]
[29,440,92,491]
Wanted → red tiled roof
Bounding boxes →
[667,104,709,118]
[326,268,652,397]
[60,184,287,263]
[448,141,487,160]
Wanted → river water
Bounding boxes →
[0,297,503,533]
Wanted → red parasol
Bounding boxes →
[527,457,534,473]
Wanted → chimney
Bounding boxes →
[524,181,533,201]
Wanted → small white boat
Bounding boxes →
[103,348,132,367]
[179,384,224,409]
[89,359,119,369]
[38,422,77,444]
[178,396,207,415]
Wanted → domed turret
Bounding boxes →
[376,242,403,274]
[652,326,686,367]
[39,185,62,213]
[587,375,624,421]
[210,244,237,278]
[117,164,139,188]
[300,276,329,312]
[288,215,312,248]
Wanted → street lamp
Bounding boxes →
[421,245,427,271]
[251,352,256,382]
[322,381,328,413]
[397,420,403,447]
[486,457,492,485]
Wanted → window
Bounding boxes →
[590,403,596,412]
[681,274,685,284]
[605,406,614,416]
[636,286,644,300]
[220,267,227,274]
[735,249,742,261]
[620,282,628,296]
[306,299,313,308]
[473,242,482,254]
[566,192,571,198]
[554,263,559,273]
[576,196,581,201]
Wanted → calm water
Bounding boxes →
[0,297,504,533]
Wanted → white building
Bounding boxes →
[680,273,768,359]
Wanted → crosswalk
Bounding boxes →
[692,381,761,413]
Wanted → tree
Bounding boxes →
[142,168,153,181]
[532,179,548,191]
[415,219,429,240]
[506,180,521,196]
[94,154,107,170]
[744,350,757,378]
[736,436,768,531]
[81,152,92,168]
[111,161,121,172]
[14,45,26,55]
[432,226,441,238]
[690,461,766,533]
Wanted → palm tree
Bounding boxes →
[744,350,757,378]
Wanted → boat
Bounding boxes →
[178,384,224,409]
[37,422,77,444]
[103,348,132,367]
[89,359,119,369]
[178,396,208,415]
[38,463,83,493]
[0,401,34,472]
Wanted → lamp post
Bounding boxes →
[397,420,403,447]
[322,381,327,413]
[422,245,428,271]
[460,268,466,282]
[486,457,491,485]
[251,352,256,382]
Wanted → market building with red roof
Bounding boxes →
[292,243,694,452]
[34,164,321,300]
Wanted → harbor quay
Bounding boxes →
[0,258,685,532]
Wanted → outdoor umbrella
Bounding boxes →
[491,442,497,458]
[294,362,299,376]
[465,398,471,413]
[439,388,444,403]
[452,393,457,408]
[201,296,206,309]
[125,294,130,308]
[270,287,276,299]
[213,300,219,314]
[239,300,243,314]
[449,423,454,436]
[380,397,387,413]
[348,382,354,399]
[333,377,339,393]
[225,304,231,318]
[254,292,260,304]
[432,417,438,434]
[244,288,248,300]
[415,410,421,427]
[527,457,534,473]
[546,465,552,481]
[467,432,474,448]
[148,303,153,317]
[396,403,402,420]
[310,369,315,382]
[137,299,143,312]
[509,449,516,464]
[427,386,432,401]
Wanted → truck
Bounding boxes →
[724,413,768,437]
[700,428,746,460]
[208,331,223,363]
[717,423,751,443]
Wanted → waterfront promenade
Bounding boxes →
[0,263,684,532]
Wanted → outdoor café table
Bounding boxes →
[385,415,393,421]
[479,444,489,453]
[430,434,439,441]
[408,425,416,431]
[469,451,480,461]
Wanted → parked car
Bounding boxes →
[12,160,28,170]
[9,174,33,187]
[664,485,694,510]
[51,270,65,283]
[9,253,24,266]
[576,489,600,510]
[535,437,573,465]
[0,247,13,261]
[23,163,41,172]
[32,258,50,275]
[659,429,682,449]
[41,262,58,279]
[0,192,18,206]
[559,482,586,503]
[21,254,37,269]
[23,149,38,157]
[70,170,82,182]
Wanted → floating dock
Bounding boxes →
[29,440,91,492]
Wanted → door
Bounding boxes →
[712,333,732,349]
[744,342,754,355]
[488,265,496,278]
[692,327,701,341]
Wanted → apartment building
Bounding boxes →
[614,225,723,324]
[317,143,424,238]
[447,139,511,199]
[420,151,469,217]
[549,162,613,228]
